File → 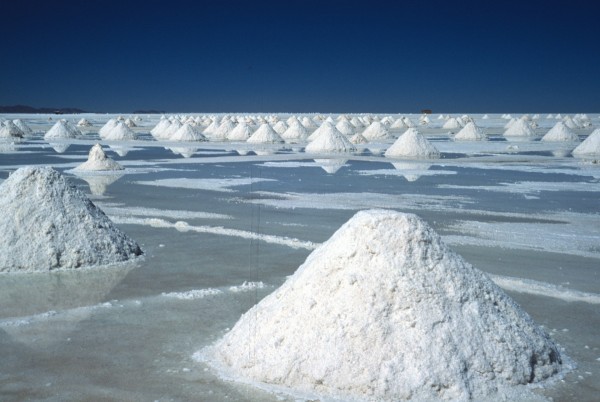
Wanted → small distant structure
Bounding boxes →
[421,109,432,114]
[54,110,64,115]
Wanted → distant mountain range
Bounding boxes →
[0,105,87,114]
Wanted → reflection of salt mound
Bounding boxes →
[75,144,123,171]
[247,123,284,144]
[392,161,431,182]
[454,122,486,141]
[49,142,72,153]
[361,121,391,140]
[503,119,536,140]
[384,128,440,159]
[169,147,199,158]
[201,210,562,401]
[541,121,579,142]
[305,125,356,154]
[313,158,347,174]
[44,120,81,140]
[0,167,142,272]
[572,129,600,157]
[75,173,124,196]
[108,145,131,157]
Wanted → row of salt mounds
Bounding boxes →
[0,120,25,139]
[385,128,440,159]
[305,123,356,154]
[74,144,123,171]
[199,210,562,401]
[572,128,600,157]
[247,123,284,144]
[171,123,207,142]
[0,167,142,272]
[541,121,580,142]
[44,120,82,140]
[103,121,138,141]
[454,121,486,141]
[362,121,391,140]
[503,119,537,140]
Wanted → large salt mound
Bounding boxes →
[384,128,440,159]
[151,119,172,139]
[74,144,123,171]
[13,119,34,137]
[281,120,308,142]
[0,121,24,139]
[44,120,81,140]
[442,117,463,130]
[227,121,253,141]
[99,119,119,139]
[454,121,486,141]
[361,121,391,140]
[305,125,356,154]
[335,119,355,136]
[170,123,207,142]
[572,128,600,156]
[541,121,580,142]
[104,122,138,141]
[200,210,562,401]
[503,119,537,139]
[0,167,142,272]
[247,123,284,144]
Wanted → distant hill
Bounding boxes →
[0,105,87,114]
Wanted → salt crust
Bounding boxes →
[200,210,562,401]
[385,128,440,159]
[0,167,142,272]
[74,144,123,171]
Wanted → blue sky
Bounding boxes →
[1,0,599,113]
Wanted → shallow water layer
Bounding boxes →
[0,113,599,401]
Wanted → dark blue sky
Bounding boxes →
[1,0,599,113]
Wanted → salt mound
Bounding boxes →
[104,122,138,141]
[13,119,34,136]
[361,121,391,140]
[335,119,355,136]
[503,119,537,139]
[151,119,172,139]
[212,119,236,140]
[454,122,486,141]
[171,123,207,142]
[200,210,562,401]
[77,118,92,127]
[98,119,119,139]
[349,132,368,145]
[305,125,356,154]
[74,144,123,171]
[247,123,284,144]
[541,121,579,142]
[273,121,288,135]
[384,128,440,159]
[308,121,336,141]
[0,167,142,272]
[442,117,463,130]
[390,118,407,129]
[0,121,24,139]
[281,121,308,142]
[227,121,253,141]
[44,120,81,140]
[163,119,183,139]
[572,128,600,157]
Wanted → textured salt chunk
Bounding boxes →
[199,210,562,401]
[0,167,142,272]
[74,144,123,171]
[385,128,440,159]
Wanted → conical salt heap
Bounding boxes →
[454,122,486,141]
[199,210,562,401]
[151,119,172,140]
[442,117,463,130]
[541,121,579,142]
[503,119,537,139]
[281,120,308,143]
[171,123,207,142]
[75,144,123,171]
[227,121,253,141]
[572,128,600,157]
[13,119,34,137]
[335,119,356,136]
[104,121,138,141]
[98,119,119,139]
[44,120,81,140]
[385,128,440,159]
[305,124,356,154]
[247,123,284,144]
[361,121,391,140]
[0,167,142,272]
[0,121,24,139]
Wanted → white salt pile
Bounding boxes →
[349,132,369,145]
[170,123,207,142]
[335,119,355,136]
[98,119,119,139]
[151,119,172,140]
[454,121,486,141]
[104,122,138,141]
[572,128,600,157]
[124,118,137,128]
[0,121,24,139]
[384,128,440,159]
[273,121,288,135]
[247,123,284,144]
[227,121,253,141]
[198,210,562,401]
[0,167,142,272]
[305,125,356,154]
[12,119,34,137]
[442,117,463,130]
[503,119,537,140]
[390,118,407,129]
[541,121,580,142]
[163,119,183,139]
[44,120,82,140]
[308,121,336,141]
[361,121,391,140]
[203,118,221,136]
[77,118,92,127]
[281,120,309,143]
[74,144,123,171]
[212,119,236,140]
